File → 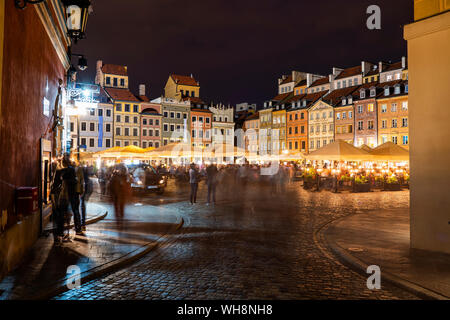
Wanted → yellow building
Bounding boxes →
[377,80,409,148]
[105,88,141,147]
[308,100,335,152]
[95,61,129,89]
[164,74,200,100]
[96,61,142,147]
[272,108,287,153]
[258,107,273,155]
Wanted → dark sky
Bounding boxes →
[74,0,413,106]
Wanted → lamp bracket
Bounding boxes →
[15,0,46,10]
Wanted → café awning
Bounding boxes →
[305,140,373,161]
[369,142,410,161]
[93,146,147,158]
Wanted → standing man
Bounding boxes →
[50,158,68,244]
[189,163,199,204]
[80,164,93,231]
[206,163,218,205]
[62,155,83,236]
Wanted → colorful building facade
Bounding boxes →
[140,102,162,149]
[353,82,380,148]
[377,80,409,148]
[308,100,335,152]
[156,97,191,146]
[191,108,212,148]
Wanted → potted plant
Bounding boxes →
[384,176,401,191]
[338,175,351,186]
[303,173,315,189]
[353,175,371,192]
[373,176,384,188]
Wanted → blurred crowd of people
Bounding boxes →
[166,162,300,205]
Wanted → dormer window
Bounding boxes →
[342,98,346,105]
[405,84,409,93]
[394,85,400,94]
[370,87,376,97]
[384,87,390,96]
[303,100,307,107]
[360,90,366,99]
[348,96,353,104]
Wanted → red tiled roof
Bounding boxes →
[270,92,292,102]
[382,61,403,72]
[288,90,328,109]
[378,79,403,88]
[280,75,293,85]
[245,112,259,121]
[334,65,362,80]
[191,108,212,113]
[310,77,329,87]
[102,64,128,76]
[183,96,205,104]
[304,90,328,101]
[104,88,140,102]
[364,68,379,77]
[294,79,307,87]
[138,95,150,102]
[236,110,252,122]
[171,74,199,86]
[286,93,307,103]
[323,85,360,106]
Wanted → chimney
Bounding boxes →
[95,60,103,86]
[307,73,313,87]
[402,56,406,69]
[379,61,383,72]
[329,74,335,89]
[96,60,103,73]
[361,61,371,75]
[139,84,146,96]
[190,73,194,78]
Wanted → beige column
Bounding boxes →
[404,8,450,254]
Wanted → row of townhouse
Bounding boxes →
[244,57,409,155]
[69,61,235,153]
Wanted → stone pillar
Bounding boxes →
[404,8,450,254]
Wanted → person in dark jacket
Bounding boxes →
[62,156,83,236]
[80,165,93,231]
[50,159,68,244]
[206,164,218,205]
[109,164,131,227]
[189,163,199,204]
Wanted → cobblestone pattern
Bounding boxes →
[56,182,417,300]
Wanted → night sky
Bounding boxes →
[74,0,413,106]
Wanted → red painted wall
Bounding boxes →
[0,2,66,226]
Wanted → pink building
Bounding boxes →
[140,101,162,149]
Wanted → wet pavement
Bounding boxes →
[55,178,419,300]
[0,197,180,300]
[324,208,450,299]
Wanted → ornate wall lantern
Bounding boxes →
[62,0,91,43]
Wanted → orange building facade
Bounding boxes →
[190,109,212,147]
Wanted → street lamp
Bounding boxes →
[63,0,92,43]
